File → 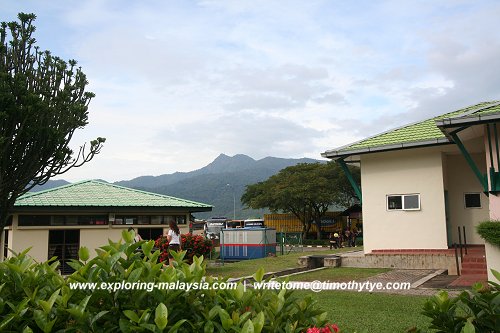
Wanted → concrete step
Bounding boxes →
[462,257,486,263]
[461,262,487,269]
[461,268,488,275]
[449,274,488,287]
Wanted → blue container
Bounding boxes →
[220,228,276,260]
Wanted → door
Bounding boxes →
[48,230,80,275]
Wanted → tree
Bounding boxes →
[0,13,105,231]
[241,162,360,239]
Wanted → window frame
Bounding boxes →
[464,192,482,209]
[386,194,421,211]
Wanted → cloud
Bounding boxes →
[3,0,500,181]
[155,112,324,159]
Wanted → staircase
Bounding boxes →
[449,246,488,287]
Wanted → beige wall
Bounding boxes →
[5,212,192,263]
[444,153,489,244]
[80,228,124,256]
[361,147,448,253]
[485,242,500,281]
[10,228,49,263]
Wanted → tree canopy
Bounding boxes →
[0,13,105,229]
[241,161,360,238]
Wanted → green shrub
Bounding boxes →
[0,230,327,332]
[417,270,500,333]
[477,221,500,247]
[155,234,213,264]
[302,239,328,246]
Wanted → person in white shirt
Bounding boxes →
[166,221,182,264]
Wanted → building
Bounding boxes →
[322,101,500,280]
[1,180,212,273]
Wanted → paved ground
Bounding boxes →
[355,269,465,296]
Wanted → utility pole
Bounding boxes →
[226,183,236,220]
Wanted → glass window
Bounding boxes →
[164,216,175,224]
[150,216,162,225]
[51,216,65,226]
[404,195,420,209]
[176,215,186,225]
[387,194,420,211]
[115,216,138,225]
[138,216,150,225]
[94,216,108,225]
[387,196,402,210]
[138,228,163,241]
[464,193,481,208]
[19,215,51,226]
[65,216,78,226]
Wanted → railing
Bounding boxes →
[453,225,469,276]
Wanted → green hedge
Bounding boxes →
[476,221,500,247]
[0,230,328,332]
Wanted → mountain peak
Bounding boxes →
[205,154,256,173]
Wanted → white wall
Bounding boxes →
[444,153,489,245]
[361,147,448,253]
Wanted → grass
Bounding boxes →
[206,247,362,279]
[286,267,390,282]
[205,247,431,332]
[297,290,431,332]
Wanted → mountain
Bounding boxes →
[123,154,322,219]
[31,154,324,219]
[30,179,71,192]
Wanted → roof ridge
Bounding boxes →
[322,100,500,158]
[100,181,212,207]
[450,100,500,119]
[323,106,460,155]
[15,179,213,208]
[19,180,91,199]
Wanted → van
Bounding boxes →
[204,217,227,239]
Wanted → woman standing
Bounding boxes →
[166,221,182,263]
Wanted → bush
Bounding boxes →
[477,221,500,247]
[0,230,328,332]
[302,239,328,246]
[417,270,500,333]
[155,234,213,264]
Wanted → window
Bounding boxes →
[464,193,481,208]
[112,215,187,225]
[138,228,163,241]
[48,230,80,275]
[19,215,51,226]
[19,215,108,226]
[387,194,420,211]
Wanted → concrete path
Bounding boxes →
[355,269,465,296]
[278,268,467,297]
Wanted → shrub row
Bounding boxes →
[0,230,328,332]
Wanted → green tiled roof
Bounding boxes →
[14,180,213,210]
[323,101,500,157]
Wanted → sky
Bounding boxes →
[2,0,500,182]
